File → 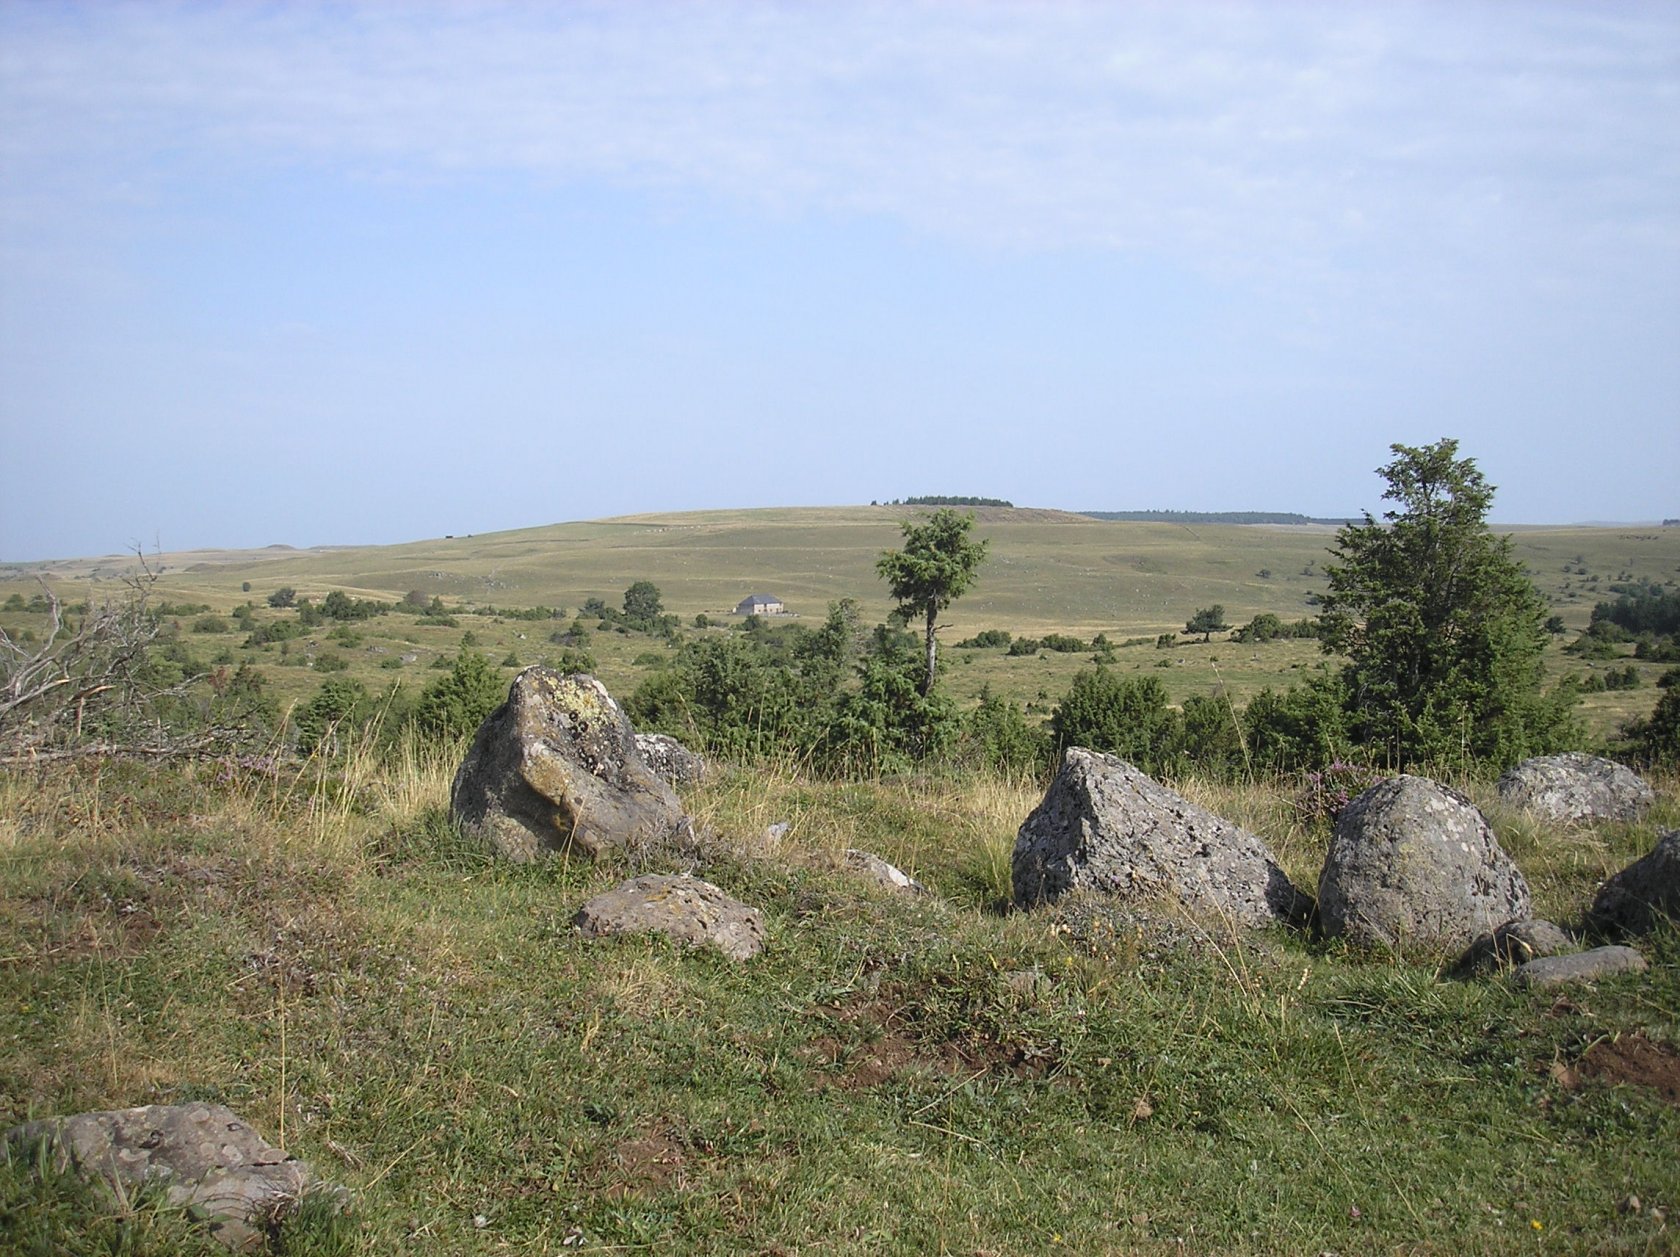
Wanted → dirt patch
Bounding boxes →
[804,1032,920,1090]
[1579,1033,1680,1106]
[602,1126,688,1198]
[805,984,1059,1090]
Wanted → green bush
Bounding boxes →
[413,649,506,740]
[1050,667,1179,775]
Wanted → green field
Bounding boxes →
[3,506,1676,742]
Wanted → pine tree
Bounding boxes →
[1317,439,1576,769]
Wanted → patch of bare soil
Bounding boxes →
[602,1125,689,1198]
[1579,1033,1680,1105]
[804,984,1058,1090]
[1554,1032,1680,1106]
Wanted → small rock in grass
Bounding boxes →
[1512,945,1647,989]
[574,873,766,961]
[1450,918,1574,978]
[844,849,928,895]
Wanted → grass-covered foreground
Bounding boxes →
[1,751,1676,1254]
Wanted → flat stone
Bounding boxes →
[5,1102,337,1252]
[1513,945,1648,989]
[575,874,766,961]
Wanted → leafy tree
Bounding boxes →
[1242,673,1351,772]
[622,581,664,629]
[876,509,989,698]
[1317,439,1576,768]
[267,587,296,609]
[295,678,372,755]
[960,686,1050,777]
[1232,613,1284,644]
[1183,606,1230,643]
[1622,686,1680,768]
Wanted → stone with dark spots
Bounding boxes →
[5,1102,339,1252]
[1317,774,1531,949]
[633,733,707,790]
[452,669,689,862]
[1011,748,1310,927]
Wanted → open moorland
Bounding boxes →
[3,506,1677,741]
[2,507,1677,1254]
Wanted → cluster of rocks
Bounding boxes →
[1010,744,1673,986]
[15,671,1673,1248]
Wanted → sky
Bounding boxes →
[2,1,1677,561]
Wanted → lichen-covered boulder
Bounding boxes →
[5,1103,338,1252]
[1012,749,1310,927]
[1317,775,1531,948]
[574,874,766,961]
[1586,830,1680,937]
[452,669,689,861]
[1496,752,1654,825]
[634,732,707,789]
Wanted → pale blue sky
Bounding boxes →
[2,1,1676,560]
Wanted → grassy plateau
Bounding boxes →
[1,507,1677,1253]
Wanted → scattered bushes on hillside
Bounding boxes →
[957,629,1012,649]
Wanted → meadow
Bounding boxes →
[1,508,1677,1253]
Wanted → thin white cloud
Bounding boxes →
[3,0,1675,280]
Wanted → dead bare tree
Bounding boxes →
[0,553,247,763]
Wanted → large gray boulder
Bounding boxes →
[1317,775,1531,948]
[5,1102,337,1251]
[452,669,689,861]
[1586,830,1680,937]
[1012,749,1309,927]
[1496,752,1654,825]
[574,874,766,961]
